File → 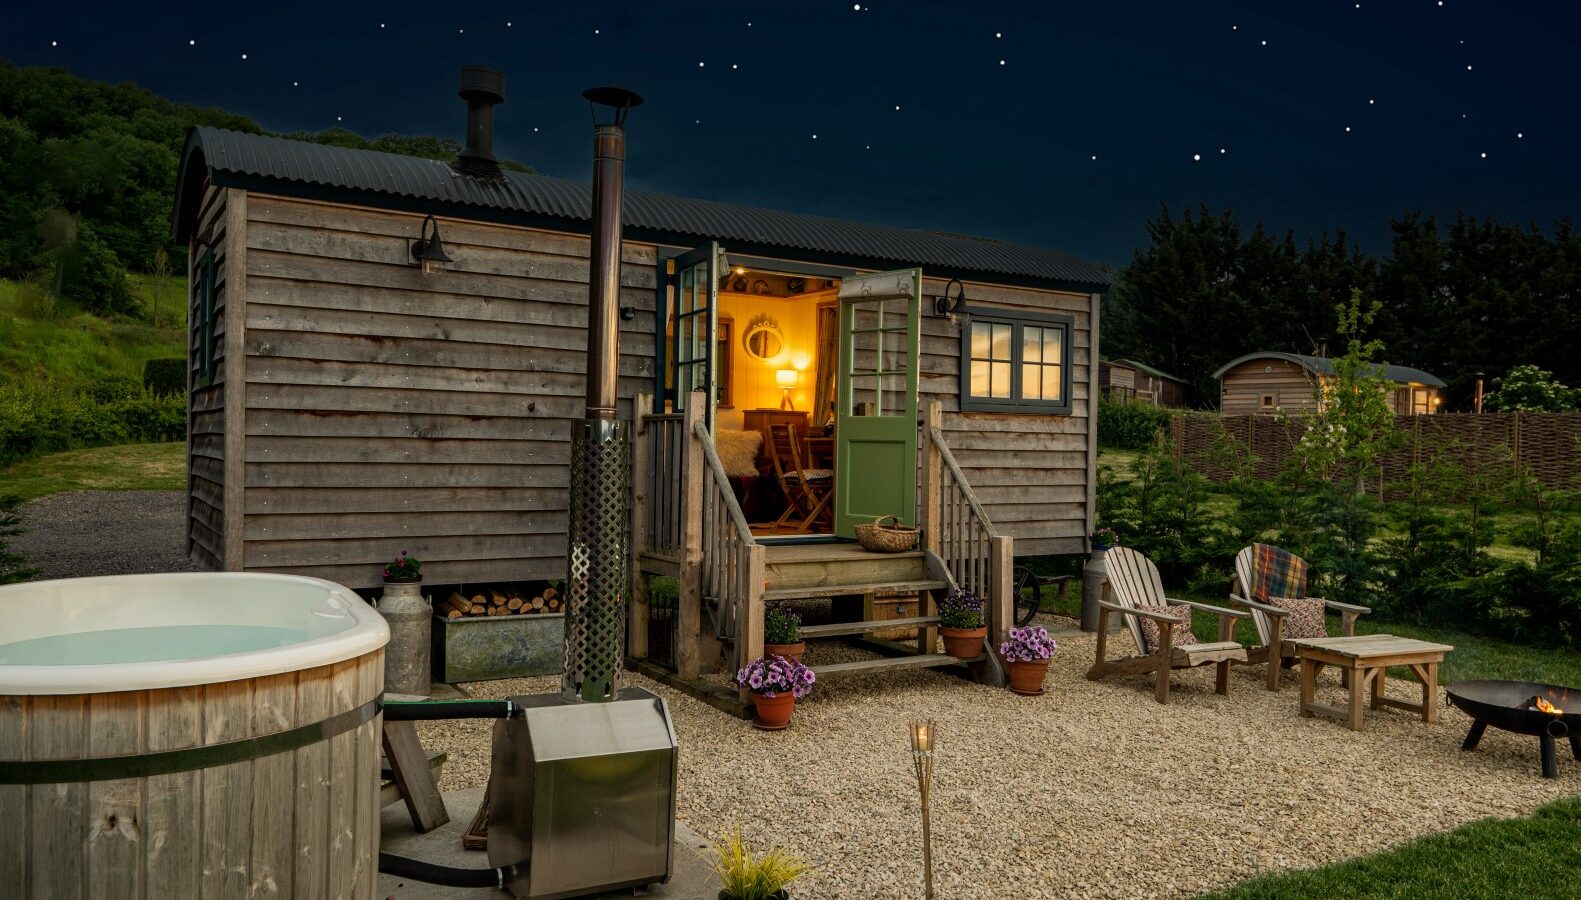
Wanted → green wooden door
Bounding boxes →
[835,269,921,537]
[668,242,722,427]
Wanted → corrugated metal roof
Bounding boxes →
[1211,352,1445,388]
[175,126,1111,290]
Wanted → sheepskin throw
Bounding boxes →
[714,429,763,478]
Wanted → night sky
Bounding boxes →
[5,1,1578,265]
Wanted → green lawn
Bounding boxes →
[0,276,186,388]
[0,442,185,501]
[1195,795,1581,900]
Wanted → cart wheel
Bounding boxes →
[1013,566,1041,627]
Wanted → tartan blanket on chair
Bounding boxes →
[1250,543,1307,602]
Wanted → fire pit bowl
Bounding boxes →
[1447,679,1581,778]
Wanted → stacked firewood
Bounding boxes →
[438,586,563,619]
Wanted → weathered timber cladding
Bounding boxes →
[0,651,383,899]
[1218,359,1318,415]
[186,191,1099,583]
[239,196,658,587]
[918,277,1095,555]
[186,182,232,570]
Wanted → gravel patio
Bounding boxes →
[417,619,1575,900]
[14,492,1570,898]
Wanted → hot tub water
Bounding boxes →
[0,624,308,666]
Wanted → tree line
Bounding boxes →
[1103,205,1581,410]
[0,61,526,318]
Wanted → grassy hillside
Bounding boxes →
[0,275,185,388]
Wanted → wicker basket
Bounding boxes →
[855,515,919,553]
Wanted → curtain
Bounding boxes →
[812,304,839,431]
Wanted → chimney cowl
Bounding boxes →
[455,65,505,180]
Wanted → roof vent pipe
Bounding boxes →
[456,66,505,179]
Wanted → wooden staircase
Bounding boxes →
[763,543,981,680]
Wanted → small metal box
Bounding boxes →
[488,687,677,899]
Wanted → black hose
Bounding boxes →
[378,852,516,888]
[382,699,519,721]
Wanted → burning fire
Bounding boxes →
[1535,697,1564,716]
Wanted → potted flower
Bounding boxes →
[763,607,804,662]
[378,551,430,696]
[711,827,808,900]
[1000,625,1057,696]
[736,655,816,731]
[938,588,986,660]
[1090,527,1119,552]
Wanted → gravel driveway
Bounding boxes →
[417,618,1575,900]
[10,490,193,580]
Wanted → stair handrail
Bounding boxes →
[693,419,756,546]
[921,402,1012,687]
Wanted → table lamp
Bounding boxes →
[776,368,797,410]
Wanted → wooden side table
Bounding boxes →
[1291,634,1454,731]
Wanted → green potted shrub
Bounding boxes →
[712,827,808,900]
[763,607,804,662]
[938,588,986,659]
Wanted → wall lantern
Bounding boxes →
[933,278,967,318]
[411,214,452,275]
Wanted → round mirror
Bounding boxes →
[742,319,785,362]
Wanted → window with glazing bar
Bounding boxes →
[958,307,1074,414]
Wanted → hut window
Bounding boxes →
[195,249,217,386]
[959,308,1073,414]
[1261,392,1277,409]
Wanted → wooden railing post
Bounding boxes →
[737,543,766,704]
[677,395,706,679]
[921,401,942,554]
[628,394,653,660]
[989,534,1014,648]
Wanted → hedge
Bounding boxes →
[1096,395,1173,450]
[0,379,184,466]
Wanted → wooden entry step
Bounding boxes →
[799,615,940,638]
[811,653,969,679]
[763,544,928,590]
[763,578,947,603]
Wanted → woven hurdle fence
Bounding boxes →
[1171,412,1581,496]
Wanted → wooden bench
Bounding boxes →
[1291,634,1454,731]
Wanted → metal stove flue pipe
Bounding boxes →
[561,86,644,704]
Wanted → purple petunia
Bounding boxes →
[1000,625,1057,662]
[736,654,817,699]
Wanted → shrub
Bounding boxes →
[0,380,184,466]
[142,357,185,396]
[1485,365,1578,413]
[0,494,37,585]
[1097,394,1172,450]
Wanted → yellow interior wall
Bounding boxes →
[714,290,828,431]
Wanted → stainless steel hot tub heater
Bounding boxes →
[485,86,680,900]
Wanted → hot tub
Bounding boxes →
[0,572,389,899]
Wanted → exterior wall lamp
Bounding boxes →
[411,214,452,275]
[934,278,967,318]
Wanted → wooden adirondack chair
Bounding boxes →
[1228,545,1372,691]
[1087,546,1250,704]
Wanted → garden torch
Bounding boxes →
[910,718,937,900]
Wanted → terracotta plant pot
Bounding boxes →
[939,625,987,660]
[1006,658,1051,696]
[751,691,796,730]
[763,642,805,663]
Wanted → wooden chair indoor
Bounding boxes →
[1087,546,1249,704]
[1228,544,1372,691]
[762,422,832,533]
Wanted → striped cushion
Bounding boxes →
[786,469,832,481]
